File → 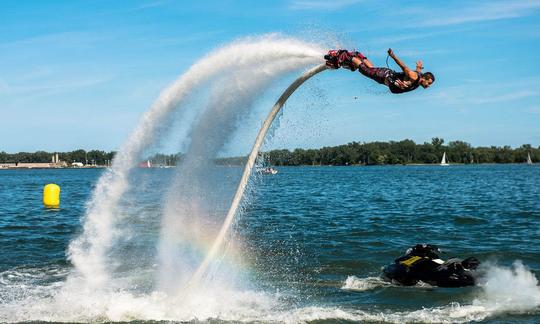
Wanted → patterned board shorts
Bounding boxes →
[357,64,394,85]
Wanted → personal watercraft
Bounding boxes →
[382,244,480,288]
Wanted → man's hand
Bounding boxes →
[387,48,394,57]
[394,79,407,89]
[416,60,423,70]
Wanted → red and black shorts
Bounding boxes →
[357,64,393,85]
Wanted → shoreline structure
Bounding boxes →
[0,162,106,169]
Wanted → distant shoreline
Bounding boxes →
[1,163,535,170]
[2,138,538,167]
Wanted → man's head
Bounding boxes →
[420,72,435,88]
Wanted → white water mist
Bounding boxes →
[157,59,324,294]
[474,261,540,312]
[67,35,324,292]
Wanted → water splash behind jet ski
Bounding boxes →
[382,244,480,288]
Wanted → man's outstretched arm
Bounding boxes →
[388,48,418,80]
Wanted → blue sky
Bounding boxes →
[1,0,539,153]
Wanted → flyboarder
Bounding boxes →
[324,48,435,94]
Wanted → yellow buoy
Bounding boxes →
[43,183,60,208]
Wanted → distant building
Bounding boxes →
[72,162,84,167]
[0,154,68,169]
[7,162,56,168]
[51,154,59,163]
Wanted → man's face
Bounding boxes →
[420,77,433,88]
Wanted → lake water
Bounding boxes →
[1,165,539,323]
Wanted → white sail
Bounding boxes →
[440,151,449,166]
[527,153,533,165]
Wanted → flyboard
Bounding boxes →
[189,63,329,285]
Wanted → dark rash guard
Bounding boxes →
[387,71,422,94]
[356,63,422,94]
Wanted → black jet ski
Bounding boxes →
[382,244,480,287]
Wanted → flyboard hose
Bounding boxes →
[189,63,329,285]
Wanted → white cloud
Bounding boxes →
[471,90,539,104]
[369,32,440,45]
[0,79,10,95]
[0,31,108,49]
[289,0,363,10]
[422,82,540,107]
[132,0,171,11]
[3,76,112,98]
[526,106,540,114]
[419,0,540,27]
[139,30,227,47]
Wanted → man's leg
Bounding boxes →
[344,51,390,84]
[352,56,374,69]
[356,62,391,85]
[324,49,391,86]
[340,51,375,70]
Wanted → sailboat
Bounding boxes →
[527,153,533,165]
[138,160,152,168]
[440,151,449,166]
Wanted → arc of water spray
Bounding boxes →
[189,64,329,284]
[68,36,323,289]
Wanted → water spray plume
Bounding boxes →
[67,35,324,291]
[188,64,328,285]
[157,57,326,292]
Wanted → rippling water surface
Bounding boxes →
[0,165,539,323]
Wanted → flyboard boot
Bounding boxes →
[324,49,368,71]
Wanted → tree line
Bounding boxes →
[1,138,538,166]
[262,138,539,166]
[0,150,116,165]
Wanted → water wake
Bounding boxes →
[474,261,540,314]
[341,275,393,291]
[1,247,539,322]
[338,262,540,323]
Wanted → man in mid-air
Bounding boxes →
[325,48,435,94]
